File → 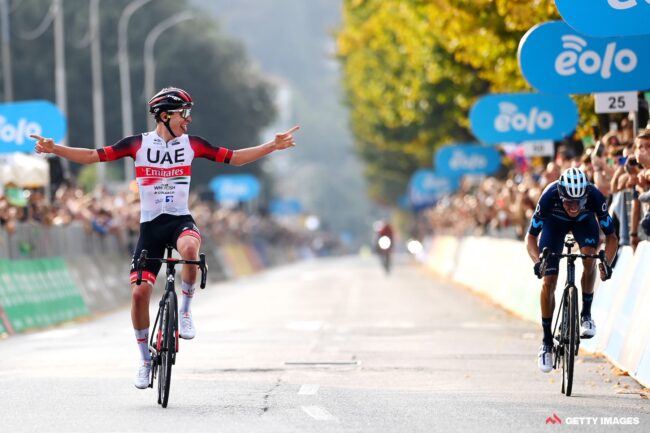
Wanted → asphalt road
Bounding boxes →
[0,255,648,433]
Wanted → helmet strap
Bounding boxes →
[163,117,177,138]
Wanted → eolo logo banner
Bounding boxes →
[518,21,650,94]
[469,93,578,144]
[555,0,650,37]
[0,101,67,153]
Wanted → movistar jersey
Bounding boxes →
[528,181,614,237]
[98,131,233,222]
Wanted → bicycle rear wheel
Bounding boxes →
[563,286,578,396]
[158,294,177,408]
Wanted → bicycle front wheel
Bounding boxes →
[563,286,578,396]
[159,294,177,408]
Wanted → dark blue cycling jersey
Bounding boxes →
[528,181,614,237]
[528,181,614,276]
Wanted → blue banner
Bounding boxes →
[269,198,303,216]
[434,144,501,178]
[518,21,650,94]
[209,174,260,203]
[556,0,650,37]
[0,101,66,154]
[408,169,458,210]
[469,93,578,144]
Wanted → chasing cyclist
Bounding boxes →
[31,87,299,388]
[526,167,618,373]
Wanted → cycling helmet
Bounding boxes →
[558,167,588,202]
[148,87,193,137]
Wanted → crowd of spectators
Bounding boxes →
[425,119,650,251]
[0,180,340,257]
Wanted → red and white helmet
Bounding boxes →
[148,87,193,116]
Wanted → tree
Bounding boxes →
[337,0,593,204]
[3,0,275,189]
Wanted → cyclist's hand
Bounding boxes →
[273,126,299,150]
[599,261,612,281]
[30,134,55,154]
[534,261,544,279]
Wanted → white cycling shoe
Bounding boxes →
[179,312,196,340]
[134,361,152,389]
[580,316,596,339]
[538,344,553,373]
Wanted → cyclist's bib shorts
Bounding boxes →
[130,214,201,285]
[538,214,600,276]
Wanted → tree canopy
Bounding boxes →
[2,0,275,190]
[337,0,595,204]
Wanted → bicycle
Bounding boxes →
[135,245,207,408]
[539,237,606,397]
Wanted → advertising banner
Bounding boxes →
[518,21,650,93]
[0,101,66,153]
[469,93,578,144]
[434,144,501,178]
[555,0,650,37]
[408,169,459,210]
[0,258,89,333]
[209,174,260,203]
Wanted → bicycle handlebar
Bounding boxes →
[136,249,208,289]
[539,247,607,276]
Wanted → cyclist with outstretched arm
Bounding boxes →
[525,167,618,373]
[31,87,299,389]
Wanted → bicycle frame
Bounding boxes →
[136,245,207,408]
[541,237,604,396]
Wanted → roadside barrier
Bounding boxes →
[0,257,89,335]
[420,235,650,387]
[0,238,303,336]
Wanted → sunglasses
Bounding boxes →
[561,197,587,208]
[168,108,192,119]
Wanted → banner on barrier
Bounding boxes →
[0,258,89,333]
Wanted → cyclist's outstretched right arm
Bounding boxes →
[30,134,100,164]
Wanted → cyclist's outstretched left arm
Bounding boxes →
[230,126,299,166]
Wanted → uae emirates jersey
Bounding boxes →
[98,131,233,222]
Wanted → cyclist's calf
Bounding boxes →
[580,246,598,294]
[131,281,153,329]
[541,275,559,318]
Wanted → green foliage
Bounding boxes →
[337,0,593,204]
[2,0,275,189]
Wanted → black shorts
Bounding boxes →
[130,214,201,285]
[538,214,600,276]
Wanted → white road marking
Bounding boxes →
[460,322,504,329]
[286,321,322,331]
[301,405,335,421]
[298,384,320,395]
[26,328,79,340]
[374,320,415,328]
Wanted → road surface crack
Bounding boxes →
[260,377,282,416]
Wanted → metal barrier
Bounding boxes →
[0,222,124,259]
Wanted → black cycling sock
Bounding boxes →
[582,293,594,318]
[542,317,553,346]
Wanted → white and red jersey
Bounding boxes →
[98,131,233,222]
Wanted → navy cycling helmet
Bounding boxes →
[558,167,588,204]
